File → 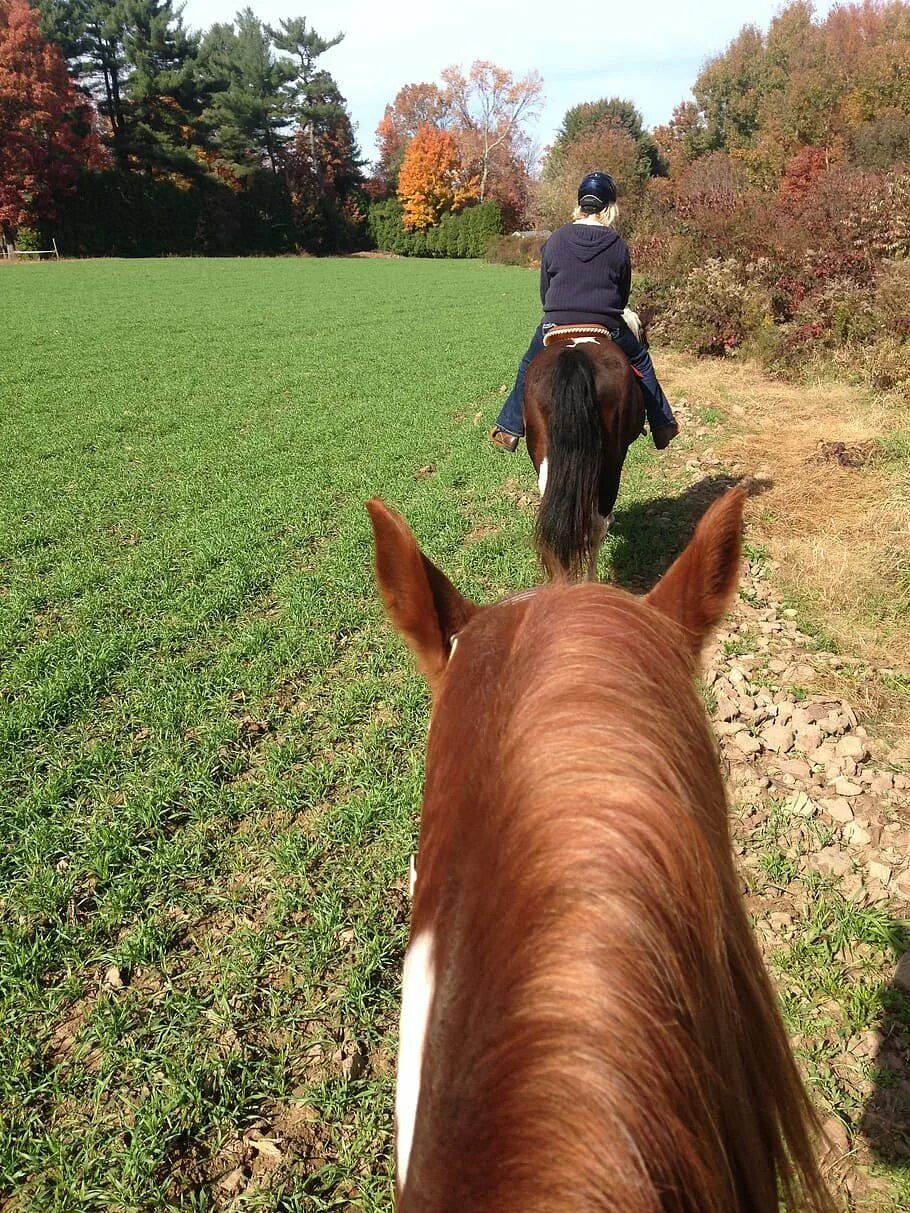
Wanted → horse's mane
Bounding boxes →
[412,584,834,1213]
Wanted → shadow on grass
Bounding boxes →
[860,955,910,1170]
[608,473,773,593]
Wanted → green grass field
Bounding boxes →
[1,258,688,1210]
[2,258,906,1212]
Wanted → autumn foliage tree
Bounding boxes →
[551,97,665,178]
[535,119,644,230]
[672,0,910,183]
[284,108,364,249]
[375,61,541,228]
[396,124,477,230]
[375,81,449,190]
[441,60,542,205]
[0,0,98,250]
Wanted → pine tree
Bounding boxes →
[39,0,206,172]
[269,17,344,192]
[199,9,296,174]
[120,0,208,173]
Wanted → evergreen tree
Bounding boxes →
[269,17,343,190]
[121,0,209,173]
[40,0,206,172]
[41,0,130,165]
[199,9,296,174]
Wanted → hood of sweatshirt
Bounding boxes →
[555,222,622,263]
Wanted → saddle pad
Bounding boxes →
[543,323,612,347]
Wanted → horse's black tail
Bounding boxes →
[534,346,603,580]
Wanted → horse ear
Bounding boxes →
[366,499,477,681]
[645,489,746,654]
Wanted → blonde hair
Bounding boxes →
[573,202,619,228]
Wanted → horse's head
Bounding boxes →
[366,489,746,697]
[367,489,838,1213]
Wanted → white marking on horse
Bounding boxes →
[396,930,435,1187]
[449,635,459,658]
[408,855,417,898]
[568,336,599,345]
[538,457,549,496]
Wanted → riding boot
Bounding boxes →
[492,322,546,441]
[608,321,679,446]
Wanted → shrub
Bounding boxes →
[628,271,671,328]
[55,169,300,257]
[367,199,502,257]
[13,226,42,251]
[660,258,771,357]
[485,234,546,267]
[366,198,409,253]
[852,334,910,392]
[795,277,880,346]
[875,259,910,333]
[835,170,910,261]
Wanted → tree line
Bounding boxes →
[2,0,907,278]
[1,0,365,254]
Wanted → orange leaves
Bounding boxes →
[376,82,449,187]
[377,61,541,226]
[397,125,478,231]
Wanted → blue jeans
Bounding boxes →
[494,319,676,438]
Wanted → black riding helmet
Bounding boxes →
[577,171,617,213]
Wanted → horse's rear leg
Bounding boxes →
[585,510,611,581]
[586,457,622,579]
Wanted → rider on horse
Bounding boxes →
[491,171,679,453]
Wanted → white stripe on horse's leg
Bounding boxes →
[396,931,435,1187]
[538,457,549,496]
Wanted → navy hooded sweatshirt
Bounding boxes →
[539,222,631,325]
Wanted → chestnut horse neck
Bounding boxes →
[405,586,832,1213]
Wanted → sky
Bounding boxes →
[181,0,838,166]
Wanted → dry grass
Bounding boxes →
[660,352,910,732]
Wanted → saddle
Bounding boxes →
[543,323,612,348]
[541,315,646,379]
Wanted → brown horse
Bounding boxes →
[524,325,645,580]
[367,489,835,1213]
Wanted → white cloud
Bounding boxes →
[181,0,838,164]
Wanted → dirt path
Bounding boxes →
[656,373,910,1210]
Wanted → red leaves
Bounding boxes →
[0,0,99,235]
